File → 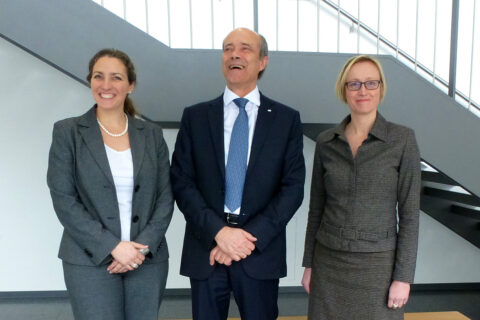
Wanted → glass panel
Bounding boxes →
[147,0,170,46]
[318,1,339,53]
[358,0,378,33]
[416,0,436,71]
[434,0,451,84]
[170,0,190,48]
[456,0,475,102]
[277,0,297,51]
[469,0,479,108]
[212,0,234,48]
[397,0,417,59]
[126,0,146,32]
[378,0,398,45]
[234,0,254,30]
[191,0,213,49]
[298,0,319,52]
[258,0,277,50]
[358,28,377,54]
[103,0,124,18]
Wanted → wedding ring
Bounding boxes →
[132,263,139,269]
[139,248,150,255]
[393,303,398,309]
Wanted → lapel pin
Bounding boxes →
[267,109,272,112]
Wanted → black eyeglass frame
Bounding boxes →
[345,80,382,91]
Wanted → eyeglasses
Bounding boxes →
[345,80,382,91]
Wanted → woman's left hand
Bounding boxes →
[388,280,410,309]
[107,259,129,274]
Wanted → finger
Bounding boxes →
[230,253,241,261]
[242,231,257,242]
[130,242,149,249]
[243,241,255,251]
[209,251,216,266]
[110,264,123,274]
[225,259,232,266]
[107,261,116,271]
[387,298,394,308]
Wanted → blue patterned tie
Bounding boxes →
[225,98,249,213]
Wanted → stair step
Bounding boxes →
[421,171,457,185]
[423,187,480,207]
[451,204,480,220]
[421,195,480,248]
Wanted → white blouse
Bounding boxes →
[105,145,134,241]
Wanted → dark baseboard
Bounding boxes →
[1,283,478,301]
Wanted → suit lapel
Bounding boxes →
[78,106,115,186]
[128,116,146,181]
[208,96,226,178]
[246,93,276,177]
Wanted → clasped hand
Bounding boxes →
[210,227,257,265]
[108,241,148,274]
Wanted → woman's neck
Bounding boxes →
[347,112,377,136]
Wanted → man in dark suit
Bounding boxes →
[171,28,305,320]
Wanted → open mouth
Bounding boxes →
[100,93,114,99]
[229,65,245,70]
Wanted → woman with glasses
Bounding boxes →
[301,55,421,319]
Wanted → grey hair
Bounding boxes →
[258,34,268,79]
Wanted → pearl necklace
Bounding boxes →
[97,114,128,137]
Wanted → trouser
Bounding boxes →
[63,260,168,320]
[190,262,279,320]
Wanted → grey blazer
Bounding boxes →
[47,106,173,266]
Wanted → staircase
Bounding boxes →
[421,162,480,248]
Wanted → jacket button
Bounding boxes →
[132,215,139,223]
[134,185,140,192]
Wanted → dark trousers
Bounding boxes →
[63,261,168,320]
[190,262,279,320]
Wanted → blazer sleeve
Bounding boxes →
[170,109,226,250]
[393,129,421,283]
[133,126,174,256]
[47,121,119,265]
[302,139,326,268]
[242,111,305,252]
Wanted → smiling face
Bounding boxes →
[222,28,268,96]
[345,61,382,116]
[90,56,135,112]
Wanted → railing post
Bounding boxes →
[253,0,258,33]
[448,0,460,98]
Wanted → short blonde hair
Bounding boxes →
[335,55,387,104]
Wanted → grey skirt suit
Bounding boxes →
[302,113,421,320]
[47,106,174,319]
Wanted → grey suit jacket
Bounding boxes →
[47,106,173,266]
[302,113,421,283]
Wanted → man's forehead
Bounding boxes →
[223,30,259,46]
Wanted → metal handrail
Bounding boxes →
[321,0,480,113]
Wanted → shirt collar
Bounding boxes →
[223,86,261,107]
[333,112,388,142]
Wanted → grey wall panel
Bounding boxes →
[1,0,479,198]
[1,0,480,291]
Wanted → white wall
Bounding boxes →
[1,36,479,292]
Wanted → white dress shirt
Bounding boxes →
[223,86,260,214]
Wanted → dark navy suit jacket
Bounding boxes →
[171,93,305,280]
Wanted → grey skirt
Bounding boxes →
[308,242,403,320]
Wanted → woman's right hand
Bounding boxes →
[111,241,148,271]
[301,267,312,294]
